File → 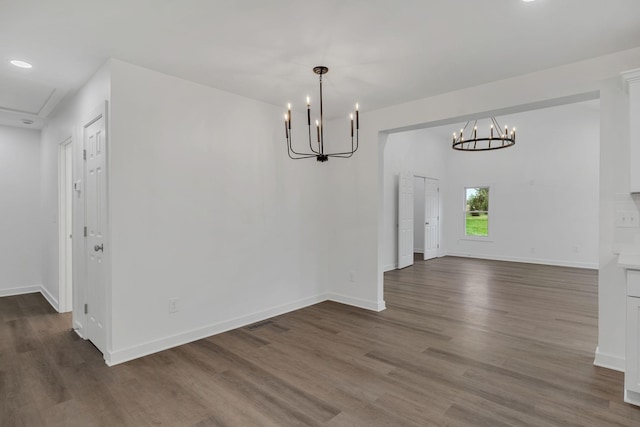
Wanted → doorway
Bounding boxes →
[58,138,73,313]
[413,176,439,261]
[72,102,109,357]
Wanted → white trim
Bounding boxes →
[0,285,41,297]
[622,69,640,91]
[383,263,397,272]
[625,389,640,407]
[58,137,73,313]
[327,293,386,312]
[104,293,386,366]
[40,286,59,312]
[594,346,625,372]
[105,294,327,366]
[441,252,598,270]
[0,285,59,312]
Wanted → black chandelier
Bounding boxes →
[452,117,516,151]
[284,66,359,162]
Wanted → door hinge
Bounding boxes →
[83,149,87,160]
[84,303,88,314]
[84,226,87,237]
[437,187,440,192]
[437,244,440,249]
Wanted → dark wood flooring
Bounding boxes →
[2,256,640,426]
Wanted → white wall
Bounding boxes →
[325,47,640,370]
[107,60,329,364]
[0,126,42,295]
[442,101,599,268]
[382,101,600,270]
[381,130,447,271]
[40,62,111,312]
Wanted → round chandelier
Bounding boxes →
[452,117,516,151]
[284,66,359,162]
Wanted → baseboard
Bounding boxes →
[0,284,59,312]
[39,285,59,312]
[442,252,598,270]
[383,263,397,272]
[105,293,328,366]
[0,285,41,297]
[327,293,386,312]
[594,347,625,372]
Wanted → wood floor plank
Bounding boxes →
[2,256,640,425]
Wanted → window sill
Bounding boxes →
[460,237,493,243]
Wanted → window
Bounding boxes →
[465,187,489,237]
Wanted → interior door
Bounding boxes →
[423,178,439,261]
[398,171,414,269]
[85,113,107,354]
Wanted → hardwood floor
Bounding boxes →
[2,256,640,426]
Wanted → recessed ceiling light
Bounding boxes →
[22,119,34,125]
[522,0,536,2]
[10,60,32,69]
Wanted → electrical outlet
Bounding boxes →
[616,210,640,228]
[169,298,179,313]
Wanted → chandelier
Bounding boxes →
[452,117,516,151]
[284,66,359,162]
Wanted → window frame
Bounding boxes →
[464,186,491,240]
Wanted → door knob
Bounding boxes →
[425,222,429,225]
[94,244,104,252]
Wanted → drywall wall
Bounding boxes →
[0,126,42,295]
[441,101,599,268]
[107,60,329,364]
[382,101,599,270]
[40,61,111,313]
[325,46,640,370]
[381,130,447,271]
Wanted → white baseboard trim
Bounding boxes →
[105,291,388,366]
[594,347,625,372]
[0,284,59,311]
[105,293,328,366]
[327,293,386,312]
[383,263,397,272]
[442,252,598,270]
[39,285,59,312]
[0,285,41,297]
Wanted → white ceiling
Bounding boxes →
[2,0,640,129]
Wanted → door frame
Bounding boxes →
[397,170,415,269]
[58,137,74,313]
[73,101,111,362]
[413,173,441,260]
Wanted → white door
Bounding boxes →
[423,178,439,261]
[398,171,414,269]
[85,113,107,354]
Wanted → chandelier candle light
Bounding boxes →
[452,117,516,151]
[284,66,359,162]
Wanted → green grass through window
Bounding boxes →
[466,213,488,236]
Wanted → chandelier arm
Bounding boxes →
[321,129,359,157]
[287,131,318,158]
